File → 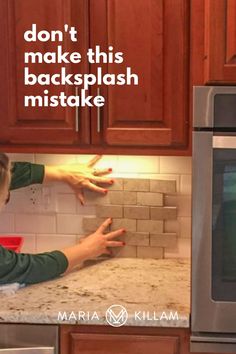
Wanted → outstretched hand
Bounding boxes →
[44,155,113,205]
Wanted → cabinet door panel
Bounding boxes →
[0,0,90,145]
[70,333,179,354]
[204,0,236,83]
[90,0,189,149]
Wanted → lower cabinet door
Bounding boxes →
[70,333,179,354]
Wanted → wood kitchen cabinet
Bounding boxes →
[191,0,236,85]
[0,0,191,155]
[0,0,90,147]
[90,0,190,152]
[60,325,182,354]
[60,325,232,354]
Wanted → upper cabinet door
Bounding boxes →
[90,0,190,151]
[201,0,236,84]
[0,0,90,146]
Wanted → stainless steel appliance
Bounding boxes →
[191,86,236,353]
[0,324,58,353]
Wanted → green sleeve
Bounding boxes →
[10,162,45,190]
[0,246,69,285]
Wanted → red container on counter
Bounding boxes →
[0,236,24,253]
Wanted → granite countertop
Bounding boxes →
[0,258,190,327]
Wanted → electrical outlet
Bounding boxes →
[26,185,56,212]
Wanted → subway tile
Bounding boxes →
[150,233,177,247]
[21,234,36,253]
[109,191,137,205]
[164,238,191,258]
[123,179,150,191]
[137,246,163,259]
[112,245,137,258]
[77,204,96,216]
[35,154,78,165]
[125,232,149,246]
[117,156,160,173]
[107,178,123,191]
[124,206,149,220]
[160,156,192,174]
[110,173,140,178]
[0,213,15,233]
[57,214,83,234]
[82,217,107,233]
[96,205,123,218]
[137,192,163,206]
[36,234,77,253]
[92,155,119,173]
[15,214,56,234]
[8,153,35,163]
[180,174,192,195]
[150,207,177,220]
[54,182,75,194]
[165,195,191,217]
[179,217,191,238]
[137,220,163,233]
[56,194,77,213]
[150,179,176,193]
[83,190,110,205]
[4,187,51,214]
[111,218,136,232]
[140,174,181,193]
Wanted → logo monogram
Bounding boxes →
[105,304,128,327]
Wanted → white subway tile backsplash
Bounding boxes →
[180,174,192,195]
[56,214,83,234]
[2,153,192,259]
[179,217,191,238]
[165,195,191,217]
[76,204,96,216]
[15,214,56,234]
[7,153,35,163]
[0,213,15,233]
[164,238,191,258]
[164,219,180,234]
[35,154,78,165]
[36,234,77,253]
[21,234,36,253]
[117,156,160,173]
[160,157,192,174]
[57,194,77,213]
[92,155,119,172]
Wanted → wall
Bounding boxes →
[0,154,191,258]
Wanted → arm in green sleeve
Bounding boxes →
[0,246,68,285]
[10,162,45,191]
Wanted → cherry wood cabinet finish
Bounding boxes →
[0,0,90,146]
[90,0,190,151]
[60,325,230,354]
[191,0,236,84]
[0,0,191,155]
[60,325,234,354]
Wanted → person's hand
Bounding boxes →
[44,155,113,205]
[61,218,126,272]
[79,218,126,259]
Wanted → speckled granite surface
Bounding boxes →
[0,258,190,327]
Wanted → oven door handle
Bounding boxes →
[213,136,236,149]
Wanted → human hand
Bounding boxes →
[79,218,126,259]
[44,155,113,205]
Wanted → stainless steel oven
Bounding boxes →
[191,86,236,353]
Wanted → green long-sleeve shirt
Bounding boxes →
[0,162,69,285]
